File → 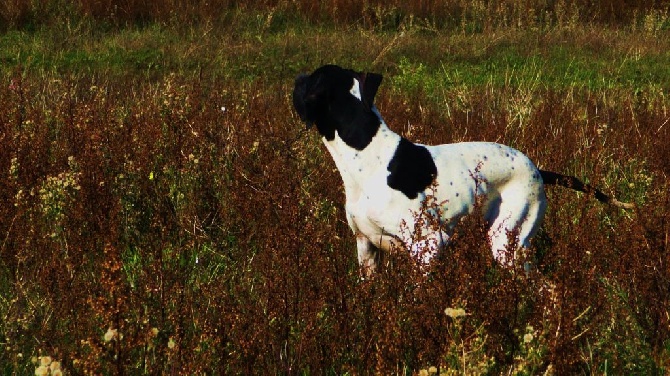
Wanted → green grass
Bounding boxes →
[2,11,669,92]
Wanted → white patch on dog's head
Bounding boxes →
[349,78,362,101]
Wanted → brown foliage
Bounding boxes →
[0,70,668,374]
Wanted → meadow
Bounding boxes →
[1,1,669,374]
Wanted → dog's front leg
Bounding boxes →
[356,234,380,277]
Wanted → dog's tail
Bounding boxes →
[539,170,635,209]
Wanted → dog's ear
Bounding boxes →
[360,72,382,107]
[293,73,326,129]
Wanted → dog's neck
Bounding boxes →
[322,107,401,185]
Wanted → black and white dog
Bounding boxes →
[293,65,632,273]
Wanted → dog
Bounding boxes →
[292,64,633,273]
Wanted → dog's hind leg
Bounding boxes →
[517,195,547,250]
[516,195,547,273]
[487,189,547,267]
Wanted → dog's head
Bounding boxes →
[293,65,383,148]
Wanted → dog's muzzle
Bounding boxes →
[292,74,313,129]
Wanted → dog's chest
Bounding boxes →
[323,130,400,195]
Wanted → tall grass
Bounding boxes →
[2,0,670,30]
[1,1,669,374]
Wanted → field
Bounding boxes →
[1,1,670,374]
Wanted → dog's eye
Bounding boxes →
[305,93,318,103]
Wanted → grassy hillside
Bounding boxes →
[1,1,669,374]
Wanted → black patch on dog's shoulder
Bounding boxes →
[387,138,437,199]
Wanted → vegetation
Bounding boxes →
[1,0,669,374]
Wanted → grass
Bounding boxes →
[1,1,670,374]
